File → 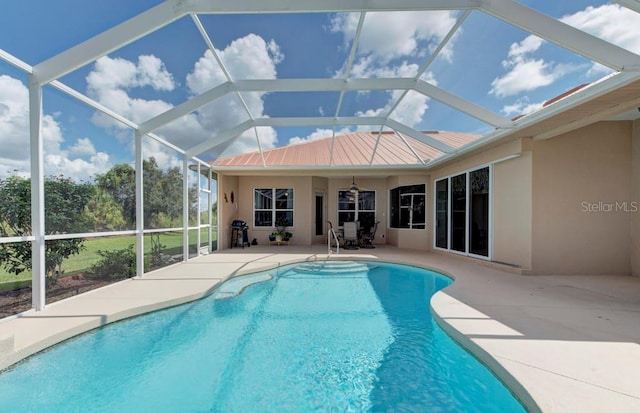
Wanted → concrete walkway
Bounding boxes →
[1,246,639,412]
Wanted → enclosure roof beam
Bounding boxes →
[186,120,254,158]
[614,0,640,13]
[189,0,480,14]
[386,119,455,153]
[413,80,513,128]
[137,81,233,136]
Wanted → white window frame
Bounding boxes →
[253,188,294,228]
[389,183,427,230]
[337,190,376,227]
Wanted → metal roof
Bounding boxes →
[2,0,640,171]
[213,130,481,169]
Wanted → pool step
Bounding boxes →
[213,273,273,300]
[293,261,369,275]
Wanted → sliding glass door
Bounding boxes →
[469,167,489,256]
[435,166,490,258]
[435,180,448,249]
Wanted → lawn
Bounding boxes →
[0,230,217,288]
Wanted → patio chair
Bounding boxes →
[360,221,379,249]
[343,221,359,249]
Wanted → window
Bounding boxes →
[390,184,426,229]
[337,190,375,229]
[434,166,490,258]
[254,188,294,227]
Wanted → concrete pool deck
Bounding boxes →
[1,245,639,412]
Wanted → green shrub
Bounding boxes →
[86,246,135,280]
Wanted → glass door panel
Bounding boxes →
[469,167,489,257]
[435,179,448,249]
[450,174,467,252]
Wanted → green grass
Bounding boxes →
[0,230,217,287]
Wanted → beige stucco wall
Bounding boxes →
[492,149,532,270]
[386,174,430,250]
[632,119,640,277]
[429,139,531,268]
[532,121,633,275]
[218,174,239,249]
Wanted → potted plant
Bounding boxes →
[275,216,289,233]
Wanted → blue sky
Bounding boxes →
[1,0,640,181]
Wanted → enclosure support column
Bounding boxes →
[196,163,201,256]
[135,133,144,277]
[208,167,213,253]
[29,74,46,311]
[183,155,189,262]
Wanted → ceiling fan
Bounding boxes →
[349,176,359,194]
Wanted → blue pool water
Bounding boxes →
[0,261,525,412]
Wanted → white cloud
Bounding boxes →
[507,35,544,59]
[0,75,30,175]
[87,55,176,127]
[187,34,282,93]
[87,55,175,95]
[501,97,545,117]
[69,137,97,156]
[353,88,429,129]
[0,75,112,180]
[490,35,584,97]
[85,34,282,162]
[329,12,448,129]
[288,127,352,145]
[185,34,283,156]
[561,4,640,55]
[332,11,457,63]
[491,4,640,98]
[388,90,429,126]
[350,60,419,79]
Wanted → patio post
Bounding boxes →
[196,163,201,256]
[135,133,144,277]
[29,74,46,311]
[183,155,189,261]
[208,166,213,253]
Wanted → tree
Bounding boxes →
[82,188,126,232]
[95,163,136,227]
[96,158,196,230]
[0,175,93,284]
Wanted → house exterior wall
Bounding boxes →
[531,121,633,275]
[218,174,239,250]
[632,119,640,277]
[429,139,531,269]
[236,175,313,246]
[492,149,533,271]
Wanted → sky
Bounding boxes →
[1,0,640,181]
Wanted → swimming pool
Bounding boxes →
[0,261,525,412]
